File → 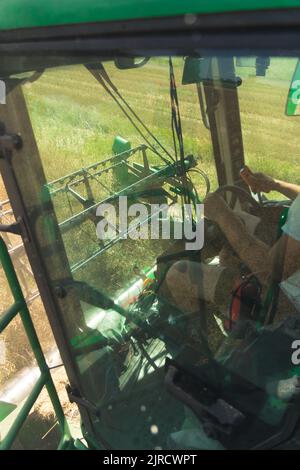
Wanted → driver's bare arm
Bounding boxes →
[241,166,300,200]
[271,178,300,200]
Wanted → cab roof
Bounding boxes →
[1,0,300,31]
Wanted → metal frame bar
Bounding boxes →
[0,199,39,303]
[1,9,300,44]
[203,58,247,190]
[0,236,73,450]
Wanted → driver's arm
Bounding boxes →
[241,166,300,200]
[272,179,300,200]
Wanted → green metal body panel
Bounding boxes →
[112,136,131,183]
[1,0,300,31]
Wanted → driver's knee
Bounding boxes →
[166,260,201,314]
[166,260,238,310]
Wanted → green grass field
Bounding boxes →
[238,58,300,182]
[23,57,300,185]
[20,56,300,295]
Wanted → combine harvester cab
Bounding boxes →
[1,0,300,450]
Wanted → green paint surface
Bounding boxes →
[0,400,17,422]
[0,0,300,31]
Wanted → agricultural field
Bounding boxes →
[22,57,300,187]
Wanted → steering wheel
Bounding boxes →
[215,184,262,214]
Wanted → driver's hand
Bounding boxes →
[240,166,276,193]
[204,192,228,222]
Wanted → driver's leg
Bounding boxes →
[235,209,278,246]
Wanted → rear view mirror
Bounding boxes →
[114,57,150,69]
[182,57,211,84]
[286,60,300,116]
[182,56,241,87]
